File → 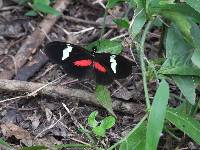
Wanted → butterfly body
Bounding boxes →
[44,41,133,85]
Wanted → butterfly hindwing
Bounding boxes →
[112,55,133,79]
[94,53,133,80]
[93,53,115,85]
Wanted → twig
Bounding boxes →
[0,74,67,103]
[35,113,66,139]
[110,33,129,41]
[33,64,57,81]
[0,79,145,115]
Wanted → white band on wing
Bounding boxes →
[110,55,117,74]
[62,45,73,60]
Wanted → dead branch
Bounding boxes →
[14,51,48,81]
[0,79,145,115]
[0,0,70,79]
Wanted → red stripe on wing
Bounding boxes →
[73,60,92,67]
[94,62,106,73]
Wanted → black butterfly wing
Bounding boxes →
[94,53,133,84]
[111,55,133,79]
[94,53,114,85]
[44,41,93,79]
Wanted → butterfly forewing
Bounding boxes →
[44,41,93,79]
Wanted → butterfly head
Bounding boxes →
[92,46,97,56]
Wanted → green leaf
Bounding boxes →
[191,23,200,69]
[160,25,200,104]
[25,10,38,16]
[100,116,116,129]
[186,0,200,14]
[20,145,48,150]
[162,24,192,66]
[129,8,146,38]
[113,19,129,29]
[88,111,98,128]
[145,80,169,150]
[119,120,147,150]
[162,11,192,43]
[33,0,50,5]
[166,107,200,144]
[92,126,106,137]
[192,49,200,69]
[32,2,61,16]
[106,0,126,8]
[172,76,199,105]
[159,65,200,77]
[87,39,123,54]
[150,4,200,23]
[0,138,12,150]
[95,85,116,117]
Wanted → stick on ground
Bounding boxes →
[0,79,145,115]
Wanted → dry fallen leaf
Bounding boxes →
[0,123,33,146]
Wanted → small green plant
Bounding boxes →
[18,0,61,16]
[53,111,115,149]
[88,111,116,137]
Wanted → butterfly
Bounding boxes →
[44,41,133,85]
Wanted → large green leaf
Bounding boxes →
[159,24,196,75]
[150,3,200,23]
[119,120,147,150]
[191,23,200,69]
[129,8,146,38]
[186,0,200,14]
[162,11,192,43]
[159,65,200,77]
[192,49,200,69]
[159,25,200,104]
[172,76,199,105]
[166,108,200,144]
[145,80,169,150]
[95,85,116,117]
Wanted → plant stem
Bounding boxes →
[100,10,107,39]
[140,21,152,111]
